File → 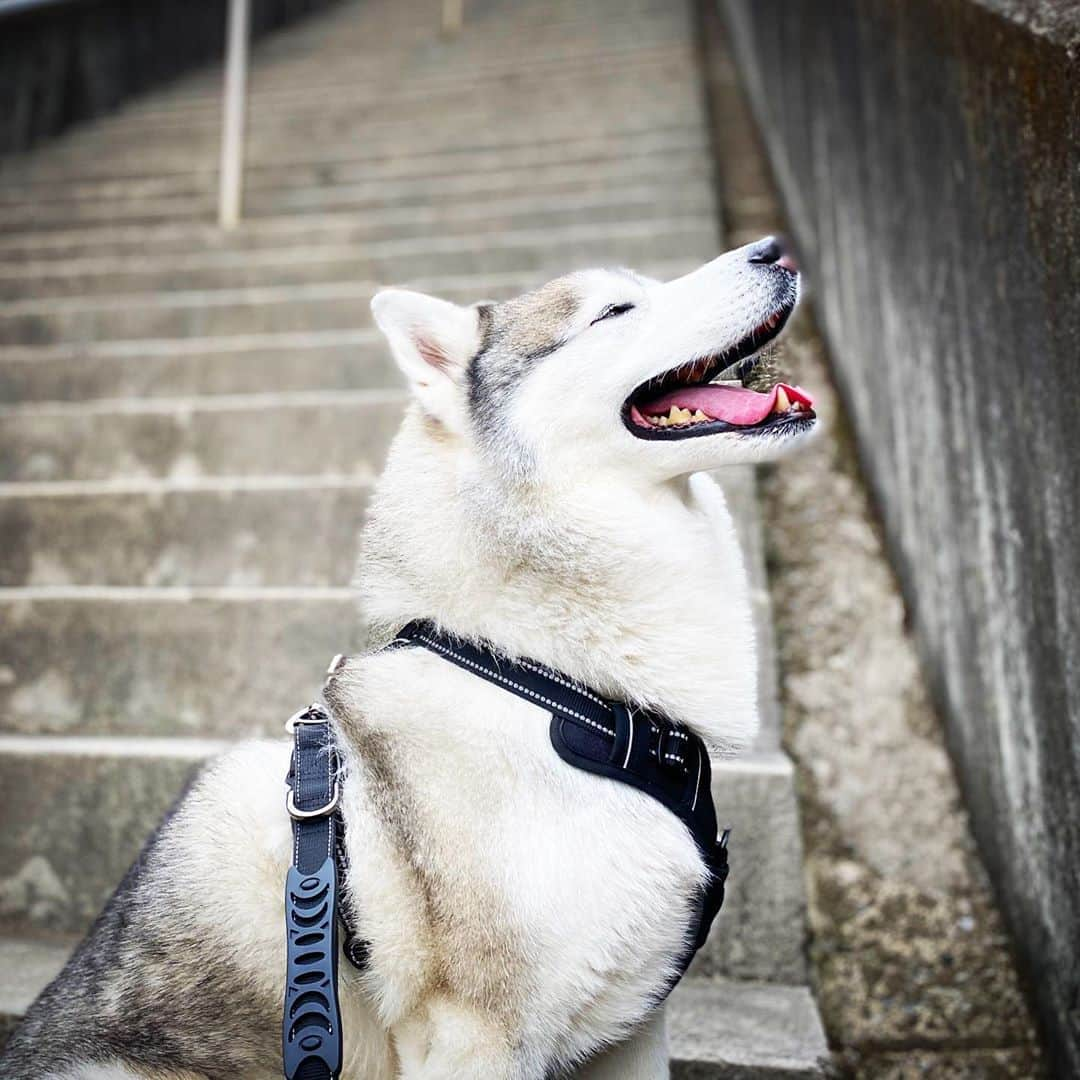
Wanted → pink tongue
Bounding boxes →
[636,382,813,426]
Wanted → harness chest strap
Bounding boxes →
[392,621,730,970]
[282,626,731,1079]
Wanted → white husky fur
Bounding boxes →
[11,243,813,1080]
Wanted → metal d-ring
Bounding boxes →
[285,703,328,734]
[286,782,340,820]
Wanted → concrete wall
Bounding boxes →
[0,0,340,156]
[720,0,1079,1072]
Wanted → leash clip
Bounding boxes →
[286,703,330,733]
[286,704,339,818]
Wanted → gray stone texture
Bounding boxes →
[721,0,1079,1072]
[697,756,808,984]
[0,392,405,482]
[0,741,216,935]
[668,978,828,1078]
[756,297,1043,1076]
[0,593,362,737]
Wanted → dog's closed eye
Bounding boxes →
[590,302,635,326]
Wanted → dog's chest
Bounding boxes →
[339,658,707,1053]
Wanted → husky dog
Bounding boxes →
[2,238,813,1079]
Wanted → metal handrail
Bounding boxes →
[219,0,251,229]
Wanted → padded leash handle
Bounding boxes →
[283,705,343,1080]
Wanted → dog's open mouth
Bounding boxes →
[623,301,815,439]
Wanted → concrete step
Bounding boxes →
[0,179,714,262]
[11,36,695,146]
[0,476,373,588]
[0,330,396,403]
[0,127,706,208]
[84,53,690,141]
[0,218,716,300]
[0,589,360,739]
[2,111,699,193]
[1,63,696,181]
[0,938,827,1075]
[668,978,829,1077]
[0,262,699,347]
[0,390,407,482]
[2,90,702,193]
[1,112,702,197]
[0,150,710,231]
[0,737,807,985]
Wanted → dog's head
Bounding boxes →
[371,237,815,484]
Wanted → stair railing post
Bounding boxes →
[218,0,251,229]
[441,0,464,37]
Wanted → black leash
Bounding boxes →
[282,626,731,1078]
[282,704,344,1080]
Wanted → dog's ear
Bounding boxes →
[371,289,483,424]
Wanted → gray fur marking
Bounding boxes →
[467,277,583,419]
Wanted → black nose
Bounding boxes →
[747,236,784,265]
[747,235,799,273]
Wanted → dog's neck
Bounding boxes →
[357,410,758,751]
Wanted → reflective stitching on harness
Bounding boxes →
[691,742,703,812]
[517,658,608,708]
[292,728,301,867]
[325,743,333,861]
[415,632,617,737]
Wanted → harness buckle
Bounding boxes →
[656,723,690,775]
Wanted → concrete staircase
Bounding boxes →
[0,0,828,1073]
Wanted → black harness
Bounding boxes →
[282,622,730,1080]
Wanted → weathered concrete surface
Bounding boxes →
[0,331,397,403]
[0,937,71,1046]
[0,218,715,299]
[721,0,1079,1071]
[761,301,1044,1075]
[696,755,808,984]
[0,737,222,934]
[0,391,406,483]
[668,978,829,1077]
[0,592,361,737]
[0,480,373,588]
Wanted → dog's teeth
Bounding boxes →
[773,386,791,413]
[692,410,708,422]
